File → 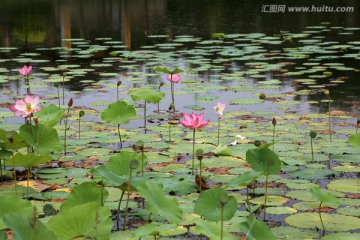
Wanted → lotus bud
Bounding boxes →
[272,117,277,126]
[117,80,122,86]
[67,98,73,108]
[79,110,85,118]
[324,89,330,96]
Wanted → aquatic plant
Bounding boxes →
[154,67,183,110]
[9,95,41,120]
[78,110,85,139]
[214,102,226,145]
[246,142,281,220]
[101,100,136,149]
[324,90,332,142]
[130,88,165,133]
[179,112,209,174]
[310,131,317,162]
[63,98,73,156]
[18,65,32,93]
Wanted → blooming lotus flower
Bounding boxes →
[214,102,226,118]
[18,65,32,77]
[9,95,41,118]
[166,74,181,83]
[180,112,210,174]
[179,112,210,130]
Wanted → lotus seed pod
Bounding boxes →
[129,159,139,169]
[219,193,229,205]
[196,149,204,160]
[310,131,317,139]
[254,140,261,147]
[136,140,144,150]
[259,93,266,99]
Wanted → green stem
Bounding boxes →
[263,173,269,221]
[319,202,326,233]
[117,124,122,149]
[144,102,147,133]
[328,97,332,142]
[217,117,220,145]
[220,203,224,240]
[62,74,65,105]
[78,118,81,139]
[199,160,202,193]
[311,138,314,163]
[272,126,275,151]
[123,169,132,231]
[141,151,144,177]
[11,144,17,196]
[64,107,70,156]
[26,167,30,199]
[192,129,196,175]
[170,79,175,110]
[116,190,125,222]
[57,86,61,108]
[116,85,119,101]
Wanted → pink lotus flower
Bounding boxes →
[18,65,32,77]
[179,112,210,130]
[9,95,41,118]
[214,102,226,118]
[166,74,181,83]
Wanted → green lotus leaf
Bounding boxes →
[60,182,109,210]
[272,226,319,240]
[194,187,237,222]
[213,144,232,156]
[0,195,34,230]
[132,222,177,237]
[137,181,183,224]
[285,212,360,231]
[101,100,136,125]
[47,202,113,240]
[321,232,360,240]
[7,152,52,168]
[327,179,360,193]
[34,104,64,127]
[310,186,340,207]
[154,66,183,74]
[348,133,360,148]
[0,129,29,150]
[193,217,239,240]
[239,216,277,240]
[227,171,261,188]
[130,88,165,104]
[3,212,57,240]
[19,123,63,154]
[246,146,281,174]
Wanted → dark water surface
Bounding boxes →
[0,0,360,119]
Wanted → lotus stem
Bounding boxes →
[220,203,224,240]
[26,167,31,199]
[117,124,122,149]
[263,173,269,221]
[217,117,220,145]
[64,108,70,156]
[144,102,147,133]
[116,190,125,222]
[62,74,65,105]
[319,202,326,235]
[192,129,196,175]
[311,138,314,163]
[123,169,132,230]
[326,93,332,142]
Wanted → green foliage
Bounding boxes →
[34,104,64,127]
[19,123,63,154]
[101,100,136,124]
[7,152,52,168]
[194,187,237,222]
[93,151,146,186]
[213,144,232,156]
[60,182,109,210]
[3,212,57,240]
[137,181,183,224]
[239,216,277,240]
[348,133,360,148]
[47,202,113,240]
[310,186,340,207]
[0,195,34,230]
[228,171,261,188]
[0,129,28,150]
[246,144,281,174]
[130,88,165,104]
[154,66,184,74]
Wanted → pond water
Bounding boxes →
[0,1,360,239]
